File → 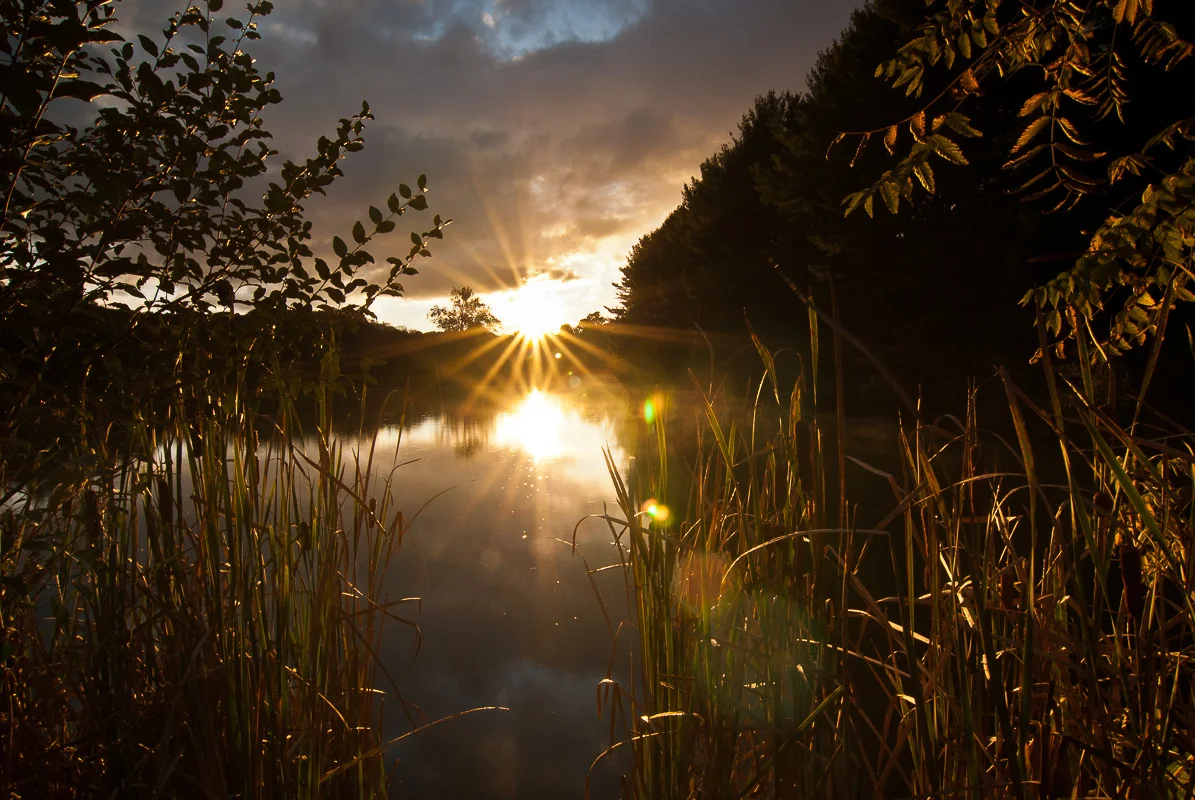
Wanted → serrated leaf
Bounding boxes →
[842,191,866,216]
[1057,117,1087,145]
[914,161,936,193]
[1012,117,1051,154]
[1004,144,1046,170]
[959,68,979,94]
[879,181,900,214]
[910,111,926,139]
[943,112,982,138]
[929,134,968,165]
[1019,92,1050,117]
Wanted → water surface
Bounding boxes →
[362,382,635,798]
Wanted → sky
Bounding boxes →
[125,0,863,332]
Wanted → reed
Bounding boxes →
[0,371,415,797]
[596,319,1195,798]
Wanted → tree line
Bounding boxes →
[612,0,1195,412]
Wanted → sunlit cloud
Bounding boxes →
[114,0,859,330]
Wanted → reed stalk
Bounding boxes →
[596,318,1195,798]
[1,367,414,797]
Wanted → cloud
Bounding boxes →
[110,0,861,327]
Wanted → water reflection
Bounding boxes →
[372,385,631,798]
[496,389,564,461]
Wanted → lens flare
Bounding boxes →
[641,498,670,523]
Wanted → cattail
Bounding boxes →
[1000,568,1019,611]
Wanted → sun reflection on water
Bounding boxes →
[495,389,565,461]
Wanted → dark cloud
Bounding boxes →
[536,266,582,283]
[110,0,861,327]
[470,128,511,149]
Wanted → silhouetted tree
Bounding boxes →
[0,0,448,445]
[427,286,501,332]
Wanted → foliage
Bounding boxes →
[614,91,800,333]
[596,324,1195,797]
[613,1,1097,406]
[844,0,1195,358]
[427,285,501,333]
[0,1,449,793]
[0,0,448,450]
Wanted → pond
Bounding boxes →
[357,380,638,798]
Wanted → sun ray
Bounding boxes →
[463,334,527,408]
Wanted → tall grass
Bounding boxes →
[595,320,1195,797]
[1,374,415,797]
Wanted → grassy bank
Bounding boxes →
[595,324,1195,797]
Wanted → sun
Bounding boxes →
[501,279,569,341]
